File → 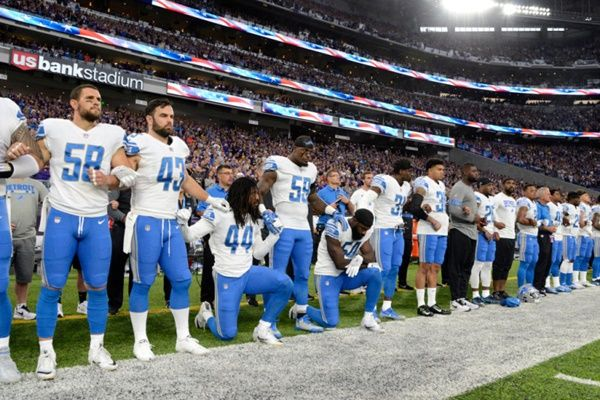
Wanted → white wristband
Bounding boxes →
[325,205,337,215]
[10,154,39,178]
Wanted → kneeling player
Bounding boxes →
[180,177,293,345]
[307,209,383,332]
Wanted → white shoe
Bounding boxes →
[36,349,57,380]
[176,336,209,355]
[194,302,213,330]
[571,282,584,290]
[13,304,36,320]
[77,301,88,315]
[88,345,117,371]
[253,324,283,346]
[0,347,21,383]
[461,298,480,310]
[361,313,385,333]
[581,281,593,288]
[451,300,471,312]
[133,339,155,362]
[57,303,64,318]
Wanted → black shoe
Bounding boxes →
[499,291,510,299]
[246,296,259,307]
[108,307,119,315]
[429,304,451,315]
[398,284,415,291]
[417,305,434,317]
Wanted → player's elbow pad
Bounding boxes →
[357,189,378,210]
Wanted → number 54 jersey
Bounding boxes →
[125,133,190,219]
[36,118,125,217]
[263,155,317,230]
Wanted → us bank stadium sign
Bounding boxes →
[9,49,144,90]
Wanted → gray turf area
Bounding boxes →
[3,288,600,400]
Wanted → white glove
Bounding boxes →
[111,165,137,188]
[176,208,191,225]
[345,255,363,278]
[206,196,230,212]
[367,262,382,272]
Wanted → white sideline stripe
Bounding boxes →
[555,373,600,387]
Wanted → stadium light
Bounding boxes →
[440,0,496,14]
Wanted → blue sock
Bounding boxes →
[36,287,61,338]
[0,288,11,339]
[168,279,191,310]
[566,272,573,286]
[593,258,600,279]
[129,283,151,313]
[87,289,108,335]
[559,272,567,286]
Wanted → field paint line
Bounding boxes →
[555,373,600,387]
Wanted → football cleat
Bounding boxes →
[417,305,434,317]
[429,304,451,315]
[361,312,385,333]
[0,347,21,383]
[253,325,283,346]
[194,302,213,330]
[581,281,593,288]
[451,300,471,312]
[570,282,584,290]
[133,339,155,362]
[590,279,600,286]
[76,301,88,315]
[556,285,572,293]
[460,298,480,310]
[545,286,559,295]
[176,336,209,355]
[295,315,324,333]
[270,323,283,340]
[482,295,501,305]
[379,307,405,321]
[36,349,57,380]
[89,345,117,371]
[470,297,485,307]
[13,304,36,320]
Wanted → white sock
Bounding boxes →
[427,288,437,307]
[90,334,104,349]
[258,319,271,329]
[482,289,490,298]
[39,340,54,353]
[573,270,580,283]
[364,311,373,319]
[481,262,492,289]
[0,336,9,348]
[469,261,484,289]
[382,300,392,311]
[545,276,551,288]
[130,311,149,343]
[580,271,587,282]
[295,304,308,314]
[416,289,425,307]
[552,276,561,288]
[471,289,480,298]
[171,307,191,340]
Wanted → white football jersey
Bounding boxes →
[592,205,600,238]
[578,202,593,237]
[371,174,411,229]
[201,208,263,277]
[492,192,517,239]
[475,192,494,234]
[548,202,563,240]
[125,133,189,219]
[0,98,26,195]
[263,155,317,230]
[414,176,449,236]
[314,218,373,277]
[516,197,538,236]
[350,187,373,213]
[562,203,580,237]
[37,119,124,217]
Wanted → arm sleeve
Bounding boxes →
[253,228,279,261]
[371,175,387,194]
[263,156,278,172]
[182,216,215,242]
[408,193,429,220]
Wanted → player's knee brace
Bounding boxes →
[129,283,151,312]
[169,279,191,310]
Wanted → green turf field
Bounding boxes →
[8,261,522,373]
[454,339,600,400]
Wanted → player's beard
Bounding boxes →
[79,107,100,123]
[351,225,364,241]
[155,125,173,138]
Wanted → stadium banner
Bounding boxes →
[403,130,455,147]
[166,82,255,110]
[149,0,600,97]
[1,6,598,139]
[262,102,333,125]
[338,118,400,138]
[8,49,144,90]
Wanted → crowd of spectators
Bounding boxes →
[2,1,599,133]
